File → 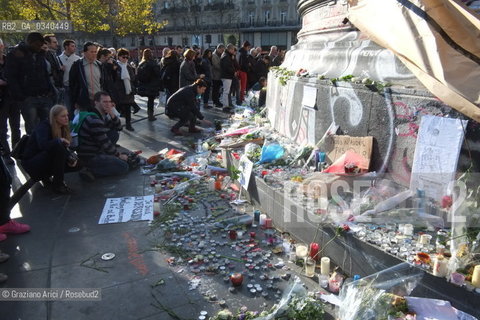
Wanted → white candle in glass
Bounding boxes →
[295,245,308,259]
[432,255,448,277]
[321,257,330,276]
[472,265,480,288]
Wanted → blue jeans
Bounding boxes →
[87,154,129,177]
[21,96,53,134]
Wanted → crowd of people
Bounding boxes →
[0,33,282,278]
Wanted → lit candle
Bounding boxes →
[403,224,414,236]
[472,265,480,288]
[155,184,163,193]
[432,255,448,277]
[321,257,330,276]
[259,214,267,226]
[309,243,320,261]
[296,245,308,259]
[419,234,432,245]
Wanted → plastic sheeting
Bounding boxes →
[348,0,480,122]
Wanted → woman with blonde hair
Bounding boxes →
[21,105,79,194]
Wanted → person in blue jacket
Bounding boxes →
[21,105,79,194]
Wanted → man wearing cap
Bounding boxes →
[238,41,251,103]
[5,32,55,134]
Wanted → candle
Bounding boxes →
[472,265,480,288]
[254,210,261,224]
[309,243,320,261]
[259,214,267,226]
[155,184,163,193]
[264,218,273,229]
[419,234,432,245]
[229,230,237,240]
[296,245,308,259]
[321,257,330,276]
[305,258,316,277]
[153,202,160,215]
[432,255,448,277]
[403,224,414,236]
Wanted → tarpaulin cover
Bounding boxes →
[348,0,480,122]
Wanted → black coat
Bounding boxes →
[114,63,136,106]
[255,60,269,80]
[220,52,235,79]
[136,59,162,97]
[162,56,180,94]
[5,42,54,101]
[166,84,204,120]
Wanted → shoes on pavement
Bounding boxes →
[148,115,157,121]
[79,168,95,182]
[0,251,10,262]
[0,220,31,234]
[188,127,202,133]
[222,107,234,114]
[125,125,135,131]
[132,104,141,114]
[170,127,183,136]
[204,103,213,109]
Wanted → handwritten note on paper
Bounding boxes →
[302,85,317,109]
[98,195,154,224]
[410,116,467,200]
[238,155,254,190]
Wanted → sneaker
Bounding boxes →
[0,273,7,283]
[170,127,183,136]
[79,168,95,182]
[0,220,31,234]
[188,127,202,133]
[0,233,6,242]
[0,251,10,262]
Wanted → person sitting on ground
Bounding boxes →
[166,79,212,136]
[77,91,128,181]
[251,77,267,92]
[21,105,79,194]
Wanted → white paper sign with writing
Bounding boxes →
[238,155,254,189]
[98,195,154,224]
[302,85,317,109]
[410,116,467,200]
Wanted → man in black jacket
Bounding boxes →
[166,79,212,136]
[44,34,64,103]
[238,41,251,103]
[5,32,55,134]
[69,42,105,112]
[220,43,236,112]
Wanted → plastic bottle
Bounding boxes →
[196,139,203,153]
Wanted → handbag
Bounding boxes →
[10,134,30,160]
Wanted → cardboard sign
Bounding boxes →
[324,135,373,169]
[98,195,154,224]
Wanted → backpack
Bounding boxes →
[70,112,97,148]
[10,134,30,160]
[136,62,152,84]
